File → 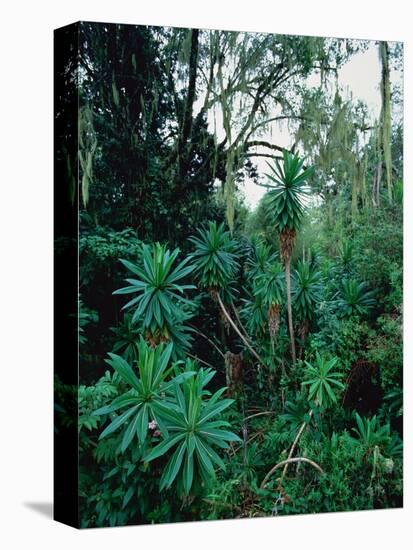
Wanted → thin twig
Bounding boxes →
[246,431,264,446]
[243,411,276,422]
[188,324,225,359]
[186,352,216,370]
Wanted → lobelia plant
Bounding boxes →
[110,314,140,363]
[254,262,285,343]
[113,242,196,348]
[245,239,278,280]
[351,413,391,455]
[280,397,312,434]
[337,279,376,318]
[302,353,345,408]
[337,239,354,270]
[189,221,263,364]
[241,286,268,338]
[144,369,241,495]
[266,354,345,491]
[93,339,239,497]
[293,260,323,345]
[349,413,403,480]
[263,150,314,364]
[188,221,239,298]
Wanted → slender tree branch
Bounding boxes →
[216,294,265,365]
[260,456,324,489]
[246,153,283,160]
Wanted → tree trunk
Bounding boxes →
[224,149,236,232]
[379,41,392,202]
[268,304,281,342]
[298,318,310,359]
[351,171,359,221]
[225,351,243,397]
[177,28,199,180]
[285,257,296,364]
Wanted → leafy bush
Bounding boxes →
[303,354,345,407]
[337,279,376,318]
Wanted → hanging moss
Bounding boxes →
[295,88,374,226]
[78,105,97,207]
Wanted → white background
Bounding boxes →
[0,1,411,548]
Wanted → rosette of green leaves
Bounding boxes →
[113,243,195,335]
[188,221,239,290]
[110,314,140,363]
[94,339,195,452]
[245,239,278,280]
[351,413,391,451]
[264,150,314,232]
[292,260,323,321]
[254,262,284,308]
[240,288,268,337]
[144,370,241,495]
[302,354,345,407]
[337,279,376,318]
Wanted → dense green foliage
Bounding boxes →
[55,23,403,527]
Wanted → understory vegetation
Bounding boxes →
[55,22,403,527]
